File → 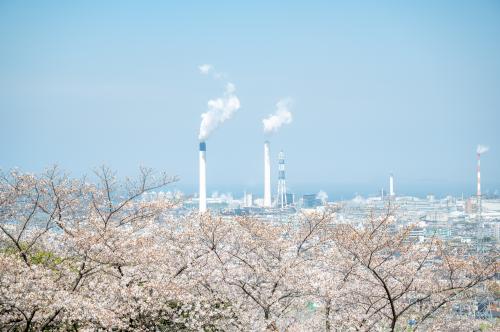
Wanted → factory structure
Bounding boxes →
[195,141,497,224]
[197,138,297,215]
[194,140,495,219]
[194,140,415,216]
[160,145,500,244]
[477,149,484,223]
[276,150,289,208]
[389,173,395,198]
[263,141,272,207]
[198,141,207,213]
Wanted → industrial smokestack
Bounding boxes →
[261,99,293,208]
[477,152,481,198]
[389,173,395,197]
[476,144,489,223]
[264,141,272,207]
[476,145,489,198]
[199,142,207,213]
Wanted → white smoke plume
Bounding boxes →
[263,98,293,134]
[198,63,224,79]
[316,190,328,203]
[198,82,240,141]
[477,144,489,154]
[198,64,213,75]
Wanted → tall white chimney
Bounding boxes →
[199,142,207,213]
[389,173,395,197]
[477,152,481,198]
[264,140,272,207]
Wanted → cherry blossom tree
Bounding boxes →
[326,208,498,331]
[1,167,497,331]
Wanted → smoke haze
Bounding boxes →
[199,82,241,141]
[198,63,224,79]
[198,64,213,75]
[263,98,293,134]
[477,144,489,154]
[316,190,328,202]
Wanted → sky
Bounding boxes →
[1,0,499,198]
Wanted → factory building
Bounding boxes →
[302,194,322,209]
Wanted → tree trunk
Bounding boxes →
[325,298,332,332]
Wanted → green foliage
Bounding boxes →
[479,321,496,331]
[30,250,64,267]
[1,244,64,269]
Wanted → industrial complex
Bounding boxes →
[155,140,500,254]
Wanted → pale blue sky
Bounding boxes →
[1,1,499,197]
